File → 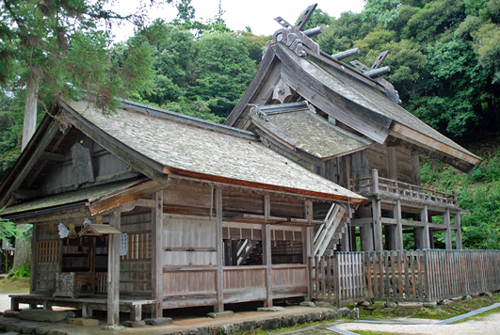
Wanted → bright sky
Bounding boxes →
[111,0,365,41]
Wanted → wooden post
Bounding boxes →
[263,194,273,307]
[215,187,224,312]
[411,151,421,186]
[444,209,452,249]
[107,211,120,325]
[421,205,430,249]
[359,206,374,251]
[387,146,397,181]
[151,191,163,318]
[455,214,463,249]
[304,199,313,301]
[30,224,38,294]
[395,200,403,251]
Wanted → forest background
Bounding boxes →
[1,0,500,274]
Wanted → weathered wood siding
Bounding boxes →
[39,133,140,196]
[365,144,413,184]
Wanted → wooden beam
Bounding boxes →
[215,188,224,312]
[40,152,65,162]
[107,211,120,325]
[88,179,169,215]
[152,191,163,318]
[455,213,462,249]
[263,194,273,307]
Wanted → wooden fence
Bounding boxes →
[311,250,500,305]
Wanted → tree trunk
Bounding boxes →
[13,72,40,274]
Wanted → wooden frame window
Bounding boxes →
[37,241,60,263]
[122,232,151,260]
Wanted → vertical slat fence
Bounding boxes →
[310,250,500,305]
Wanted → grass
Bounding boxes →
[356,292,500,321]
[0,278,30,294]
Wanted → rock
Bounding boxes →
[144,317,173,326]
[207,310,234,319]
[315,301,334,308]
[123,320,146,328]
[3,310,20,318]
[423,301,437,309]
[219,323,239,334]
[463,295,472,301]
[310,311,326,321]
[483,291,493,297]
[349,308,360,319]
[359,301,372,307]
[326,308,339,320]
[2,332,19,335]
[299,301,315,307]
[280,315,296,328]
[439,299,452,306]
[338,307,350,317]
[19,310,76,323]
[68,318,100,326]
[238,321,257,332]
[47,328,69,335]
[257,307,285,312]
[385,301,398,308]
[261,318,281,331]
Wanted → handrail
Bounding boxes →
[353,169,457,206]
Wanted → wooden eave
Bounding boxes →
[78,223,121,236]
[390,122,481,173]
[163,166,365,204]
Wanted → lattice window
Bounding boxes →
[121,232,152,260]
[37,241,60,263]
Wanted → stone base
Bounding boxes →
[123,320,146,328]
[144,317,172,326]
[257,307,285,312]
[19,310,76,323]
[207,310,234,319]
[68,318,100,326]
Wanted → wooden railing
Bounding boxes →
[162,264,308,308]
[311,250,500,305]
[352,169,457,207]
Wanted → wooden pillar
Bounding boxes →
[411,152,421,186]
[387,146,397,181]
[359,206,374,251]
[215,188,224,312]
[107,211,120,325]
[395,200,403,251]
[30,224,38,294]
[263,194,273,307]
[152,191,163,318]
[444,209,452,249]
[455,213,463,249]
[303,199,313,301]
[341,226,350,251]
[420,205,430,249]
[372,199,383,251]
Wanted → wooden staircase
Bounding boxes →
[313,204,347,256]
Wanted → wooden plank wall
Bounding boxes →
[39,133,139,196]
[120,211,152,295]
[364,143,413,183]
[311,250,500,305]
[33,223,60,293]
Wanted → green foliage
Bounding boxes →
[5,264,30,280]
[421,141,500,250]
[0,210,17,244]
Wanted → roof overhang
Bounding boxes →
[79,223,121,236]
